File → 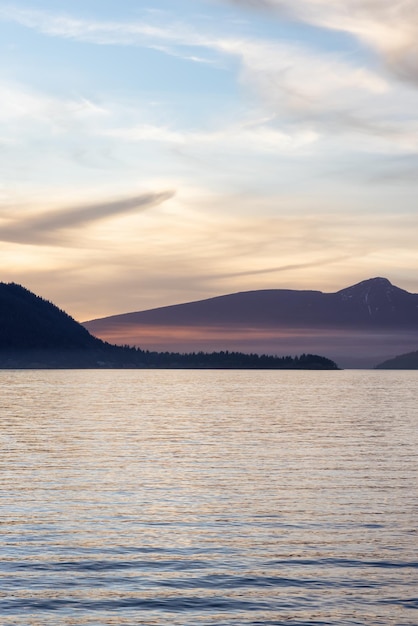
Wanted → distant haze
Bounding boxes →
[84,278,418,368]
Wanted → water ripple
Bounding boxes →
[1,369,417,626]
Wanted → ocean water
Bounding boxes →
[0,369,417,626]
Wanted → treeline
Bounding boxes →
[109,345,339,370]
[0,344,339,369]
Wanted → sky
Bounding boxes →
[1,0,418,321]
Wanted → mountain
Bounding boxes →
[0,282,338,369]
[375,350,418,369]
[83,278,418,369]
[0,282,101,350]
[85,277,418,330]
[0,282,122,367]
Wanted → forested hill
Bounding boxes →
[375,350,418,369]
[0,282,339,369]
[0,282,101,349]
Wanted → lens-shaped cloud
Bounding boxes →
[0,190,175,245]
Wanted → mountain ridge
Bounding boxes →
[83,277,418,369]
[84,277,418,329]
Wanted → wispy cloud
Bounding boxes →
[220,0,418,86]
[211,255,356,280]
[103,119,319,153]
[0,5,218,63]
[1,5,417,197]
[3,3,417,152]
[0,191,174,245]
[0,81,109,135]
[2,186,418,319]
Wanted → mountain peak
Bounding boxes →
[337,277,399,298]
[336,277,412,319]
[365,277,392,287]
[339,277,392,291]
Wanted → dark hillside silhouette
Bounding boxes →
[0,283,101,349]
[375,349,418,369]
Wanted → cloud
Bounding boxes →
[210,255,355,280]
[103,119,319,153]
[220,37,391,132]
[219,0,418,86]
[4,4,417,153]
[0,191,174,245]
[0,81,108,125]
[0,5,217,64]
[2,186,418,320]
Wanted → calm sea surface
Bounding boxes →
[0,370,417,626]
